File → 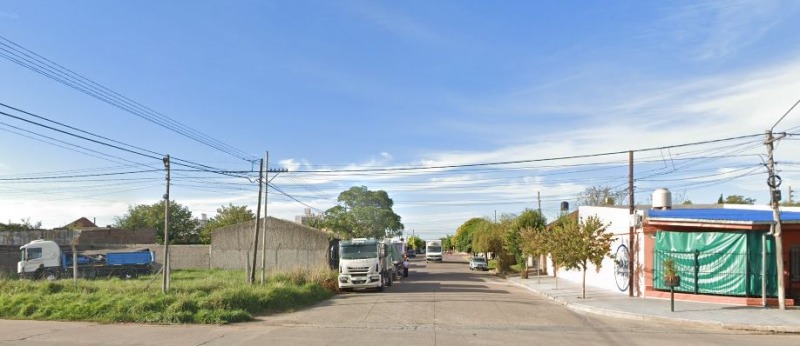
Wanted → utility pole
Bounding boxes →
[628,150,634,297]
[162,155,171,293]
[537,191,541,212]
[766,130,787,310]
[250,159,264,284]
[260,153,287,283]
[260,151,269,285]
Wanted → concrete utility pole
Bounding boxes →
[260,153,287,284]
[162,155,171,293]
[250,158,264,284]
[766,130,787,310]
[261,151,269,285]
[628,150,634,297]
[537,191,541,212]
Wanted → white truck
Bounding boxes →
[426,240,443,262]
[337,238,393,291]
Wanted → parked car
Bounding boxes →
[469,256,488,271]
[406,249,416,258]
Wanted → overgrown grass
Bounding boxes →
[0,267,338,324]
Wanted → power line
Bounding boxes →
[290,133,763,173]
[0,35,256,161]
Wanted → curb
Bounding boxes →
[506,278,800,334]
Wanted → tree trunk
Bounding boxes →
[582,262,587,299]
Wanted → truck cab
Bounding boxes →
[18,239,62,280]
[426,240,443,262]
[338,238,392,291]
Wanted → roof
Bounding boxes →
[648,208,800,225]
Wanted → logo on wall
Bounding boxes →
[614,244,630,292]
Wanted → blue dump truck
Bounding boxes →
[18,239,156,280]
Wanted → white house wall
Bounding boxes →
[545,206,645,296]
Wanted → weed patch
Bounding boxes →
[0,268,337,324]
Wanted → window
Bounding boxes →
[26,248,43,260]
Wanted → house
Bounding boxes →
[644,206,800,306]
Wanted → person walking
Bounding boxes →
[403,255,409,278]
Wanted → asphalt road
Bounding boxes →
[2,254,800,345]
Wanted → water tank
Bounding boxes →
[560,201,569,211]
[652,188,672,209]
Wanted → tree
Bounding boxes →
[453,217,490,254]
[577,186,626,206]
[441,234,454,252]
[406,235,425,250]
[199,204,255,244]
[722,194,756,205]
[551,214,614,299]
[473,220,511,271]
[506,209,547,267]
[0,218,42,231]
[516,209,548,278]
[114,200,200,244]
[321,186,404,239]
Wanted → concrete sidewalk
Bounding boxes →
[508,275,800,334]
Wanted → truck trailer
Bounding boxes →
[17,239,156,280]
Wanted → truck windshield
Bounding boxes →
[427,246,442,253]
[340,244,377,260]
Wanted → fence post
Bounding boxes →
[694,249,700,294]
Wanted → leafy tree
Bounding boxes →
[199,203,255,244]
[114,200,200,244]
[516,209,548,277]
[453,217,490,254]
[506,209,547,266]
[473,220,511,271]
[717,194,724,204]
[551,214,614,299]
[441,234,453,252]
[321,186,404,239]
[577,186,626,206]
[0,218,43,231]
[406,235,425,250]
[722,194,756,205]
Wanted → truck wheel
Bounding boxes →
[377,275,385,292]
[38,269,58,281]
[119,270,136,280]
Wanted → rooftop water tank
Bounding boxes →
[652,188,672,209]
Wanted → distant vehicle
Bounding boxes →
[18,239,155,280]
[406,249,416,257]
[426,240,443,262]
[469,256,488,271]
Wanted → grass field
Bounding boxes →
[0,268,337,324]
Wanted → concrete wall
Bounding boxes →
[211,217,330,272]
[545,206,646,297]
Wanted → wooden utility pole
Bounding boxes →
[628,150,634,297]
[162,155,171,293]
[250,158,264,284]
[766,130,786,310]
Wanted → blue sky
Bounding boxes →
[2,1,800,240]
